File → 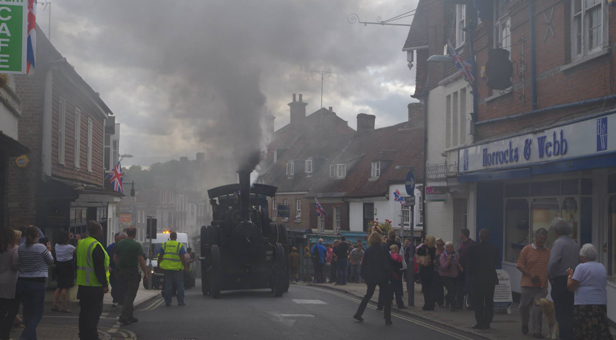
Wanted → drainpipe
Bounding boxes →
[468,9,479,121]
[529,0,537,109]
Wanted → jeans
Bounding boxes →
[420,268,434,310]
[119,268,141,321]
[391,279,405,308]
[314,263,325,283]
[520,286,548,335]
[336,259,348,285]
[0,297,18,339]
[355,281,391,322]
[441,276,457,308]
[16,279,46,340]
[433,272,444,306]
[349,263,361,283]
[329,261,337,283]
[109,268,124,304]
[77,286,104,340]
[163,270,185,305]
[551,276,574,340]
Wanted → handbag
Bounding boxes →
[399,247,408,271]
[414,245,432,267]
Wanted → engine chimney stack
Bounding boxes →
[238,169,252,222]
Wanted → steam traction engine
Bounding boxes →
[200,170,289,298]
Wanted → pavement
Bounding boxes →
[8,284,160,340]
[307,281,529,340]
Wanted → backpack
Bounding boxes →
[311,245,322,264]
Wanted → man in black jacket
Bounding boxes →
[353,233,392,325]
[468,229,501,330]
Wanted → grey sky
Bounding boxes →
[38,0,418,167]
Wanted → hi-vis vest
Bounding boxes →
[76,237,110,287]
[159,240,184,271]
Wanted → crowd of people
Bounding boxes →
[0,222,155,340]
[306,236,365,285]
[337,217,612,339]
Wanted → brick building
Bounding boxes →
[405,0,616,319]
[8,28,121,245]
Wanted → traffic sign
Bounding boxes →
[406,196,416,206]
[15,154,28,167]
[405,170,415,195]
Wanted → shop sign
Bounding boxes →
[15,154,28,167]
[119,213,131,224]
[494,269,513,309]
[0,0,28,74]
[459,113,616,173]
[425,186,446,202]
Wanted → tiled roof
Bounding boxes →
[308,122,424,198]
[403,0,430,50]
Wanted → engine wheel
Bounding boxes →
[210,245,221,298]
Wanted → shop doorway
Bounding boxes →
[363,203,374,232]
[453,199,467,246]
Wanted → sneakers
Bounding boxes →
[352,315,363,322]
[385,320,392,326]
[522,325,529,335]
[129,316,139,323]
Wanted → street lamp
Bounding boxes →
[119,154,133,162]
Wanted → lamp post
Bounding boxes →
[395,165,415,307]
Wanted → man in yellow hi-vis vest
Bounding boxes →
[157,231,188,306]
[76,221,109,340]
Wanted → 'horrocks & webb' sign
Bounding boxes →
[459,113,612,173]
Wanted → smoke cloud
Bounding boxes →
[46,0,416,169]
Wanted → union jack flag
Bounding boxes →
[108,162,123,192]
[315,198,327,219]
[448,40,474,86]
[26,0,36,75]
[393,189,406,206]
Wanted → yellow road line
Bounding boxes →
[304,286,476,340]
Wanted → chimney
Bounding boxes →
[329,107,333,112]
[356,113,376,132]
[196,152,205,163]
[288,93,307,125]
[265,113,275,136]
[407,102,425,127]
[180,156,188,163]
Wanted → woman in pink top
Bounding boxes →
[439,241,459,311]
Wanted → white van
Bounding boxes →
[143,232,190,289]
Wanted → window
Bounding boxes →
[295,200,301,219]
[494,1,511,53]
[572,0,604,59]
[402,204,410,225]
[74,108,81,169]
[87,118,93,172]
[305,159,313,174]
[104,134,111,170]
[58,97,66,165]
[371,161,380,179]
[283,199,289,222]
[112,140,119,167]
[446,89,468,148]
[272,199,276,217]
[286,161,294,176]
[337,164,346,178]
[418,195,424,224]
[334,207,341,233]
[455,5,466,48]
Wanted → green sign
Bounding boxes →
[0,1,27,74]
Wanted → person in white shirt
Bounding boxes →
[52,230,76,313]
[566,244,613,340]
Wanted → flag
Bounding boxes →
[108,162,123,192]
[26,0,36,75]
[315,198,327,219]
[448,40,474,86]
[393,189,406,206]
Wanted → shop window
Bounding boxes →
[608,173,616,193]
[580,197,592,245]
[530,180,561,197]
[505,199,529,263]
[608,196,616,281]
[561,197,579,243]
[532,198,561,248]
[505,183,530,197]
[581,178,593,195]
[561,179,579,195]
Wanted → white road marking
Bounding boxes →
[280,314,315,317]
[291,299,327,304]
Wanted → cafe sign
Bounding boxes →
[0,0,28,74]
[459,113,616,173]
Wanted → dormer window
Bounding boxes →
[286,161,294,176]
[371,161,381,179]
[305,158,313,174]
[330,164,346,178]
